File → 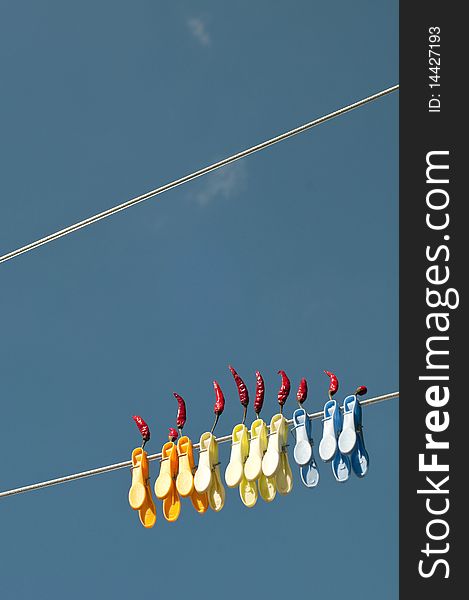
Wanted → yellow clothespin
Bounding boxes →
[244,418,276,504]
[194,432,225,512]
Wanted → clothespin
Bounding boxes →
[245,417,271,503]
[338,385,370,478]
[225,424,250,488]
[193,381,226,512]
[318,371,342,462]
[194,431,225,512]
[242,371,275,504]
[226,366,255,505]
[292,378,320,488]
[172,392,209,514]
[263,413,293,495]
[318,371,351,482]
[292,378,312,466]
[263,371,293,495]
[225,423,252,507]
[154,429,181,522]
[128,416,156,528]
[262,371,291,477]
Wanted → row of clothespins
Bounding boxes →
[128,368,369,528]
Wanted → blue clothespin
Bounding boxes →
[318,397,351,482]
[338,386,369,478]
[292,407,320,488]
[318,371,351,483]
[293,408,312,466]
[318,399,342,462]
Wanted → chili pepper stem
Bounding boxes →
[210,413,220,434]
[242,406,247,425]
[141,439,147,450]
[178,427,183,438]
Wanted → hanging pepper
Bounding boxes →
[229,365,249,424]
[356,385,368,396]
[132,415,151,447]
[173,392,187,434]
[254,370,265,416]
[211,380,225,433]
[296,378,308,405]
[168,427,178,442]
[277,370,291,413]
[213,381,225,414]
[324,370,339,399]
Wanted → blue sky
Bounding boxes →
[0,2,398,598]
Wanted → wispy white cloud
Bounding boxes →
[187,17,211,47]
[195,163,246,207]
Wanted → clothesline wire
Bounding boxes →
[0,85,399,265]
[0,391,398,499]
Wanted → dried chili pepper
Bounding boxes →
[324,370,339,399]
[211,380,225,433]
[173,392,187,434]
[168,427,178,442]
[277,370,291,413]
[355,385,368,396]
[132,415,151,447]
[254,370,265,416]
[296,378,308,405]
[229,365,249,423]
[213,381,225,414]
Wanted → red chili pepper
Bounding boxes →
[296,378,308,404]
[132,415,151,442]
[356,385,368,396]
[229,365,249,407]
[173,392,187,430]
[168,427,178,441]
[277,370,291,410]
[213,381,225,415]
[254,370,265,415]
[210,380,226,434]
[324,370,339,398]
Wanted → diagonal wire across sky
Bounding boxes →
[0,85,398,265]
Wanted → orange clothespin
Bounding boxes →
[128,416,156,528]
[154,429,181,522]
[173,392,209,514]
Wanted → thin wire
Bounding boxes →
[0,85,399,265]
[0,391,398,499]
